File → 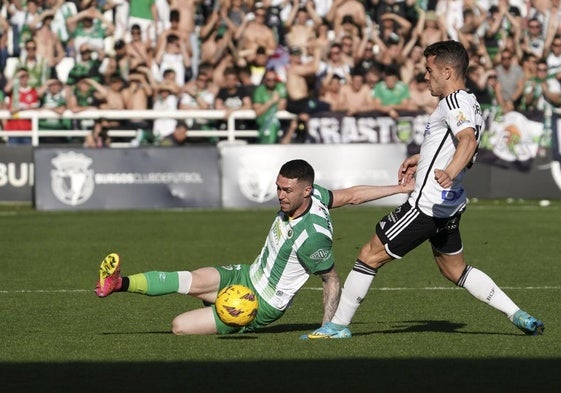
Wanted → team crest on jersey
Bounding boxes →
[272,220,282,242]
[424,123,430,137]
[310,248,331,261]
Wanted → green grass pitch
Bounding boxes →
[1,201,560,392]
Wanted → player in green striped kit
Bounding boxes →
[95,159,414,335]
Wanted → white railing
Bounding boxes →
[0,109,296,146]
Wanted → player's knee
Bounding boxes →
[358,243,390,269]
[171,317,187,335]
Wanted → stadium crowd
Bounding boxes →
[0,0,560,146]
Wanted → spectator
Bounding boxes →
[29,10,65,78]
[354,35,377,73]
[42,0,78,55]
[317,42,352,84]
[220,0,252,39]
[435,0,464,40]
[484,71,508,115]
[314,18,334,60]
[128,0,159,45]
[0,14,9,74]
[128,23,153,69]
[545,34,561,80]
[7,0,41,56]
[247,46,269,86]
[83,75,126,111]
[66,43,105,85]
[285,42,328,142]
[180,68,218,132]
[371,65,415,120]
[168,0,199,74]
[284,0,322,56]
[237,64,257,98]
[66,4,114,57]
[155,31,191,86]
[214,66,252,130]
[2,67,40,145]
[521,59,561,112]
[400,42,426,84]
[336,14,360,47]
[159,120,189,146]
[199,8,233,67]
[15,39,50,88]
[337,68,372,116]
[364,63,383,90]
[495,31,523,67]
[252,68,288,144]
[371,33,404,73]
[326,0,366,36]
[522,18,546,58]
[236,3,278,57]
[161,68,179,86]
[521,52,539,82]
[466,65,499,112]
[414,10,448,48]
[103,39,132,82]
[67,76,101,122]
[459,1,487,35]
[157,9,190,54]
[181,66,217,110]
[376,12,412,47]
[479,4,515,62]
[38,78,71,142]
[408,72,438,115]
[152,80,180,142]
[457,30,493,69]
[339,34,356,65]
[121,66,155,145]
[319,73,343,111]
[495,49,525,112]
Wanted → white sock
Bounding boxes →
[177,271,192,294]
[332,260,377,326]
[458,266,519,319]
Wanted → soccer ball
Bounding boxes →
[215,284,258,327]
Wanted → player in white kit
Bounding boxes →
[307,40,544,339]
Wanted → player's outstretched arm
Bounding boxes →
[330,181,414,208]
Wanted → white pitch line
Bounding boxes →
[303,286,561,291]
[0,286,560,294]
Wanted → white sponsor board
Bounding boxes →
[220,144,408,208]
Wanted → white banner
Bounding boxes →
[220,144,408,208]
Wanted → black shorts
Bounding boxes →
[375,202,464,258]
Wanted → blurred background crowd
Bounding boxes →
[0,0,560,146]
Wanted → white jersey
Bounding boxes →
[408,90,484,218]
[249,185,334,311]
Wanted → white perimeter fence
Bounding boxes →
[0,109,296,146]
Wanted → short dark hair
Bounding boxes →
[424,40,469,77]
[279,160,315,185]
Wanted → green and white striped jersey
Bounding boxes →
[249,184,335,311]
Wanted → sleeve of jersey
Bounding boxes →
[298,233,335,275]
[447,94,476,136]
[312,184,333,208]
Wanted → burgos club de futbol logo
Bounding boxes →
[50,151,95,206]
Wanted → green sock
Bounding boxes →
[127,271,179,296]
